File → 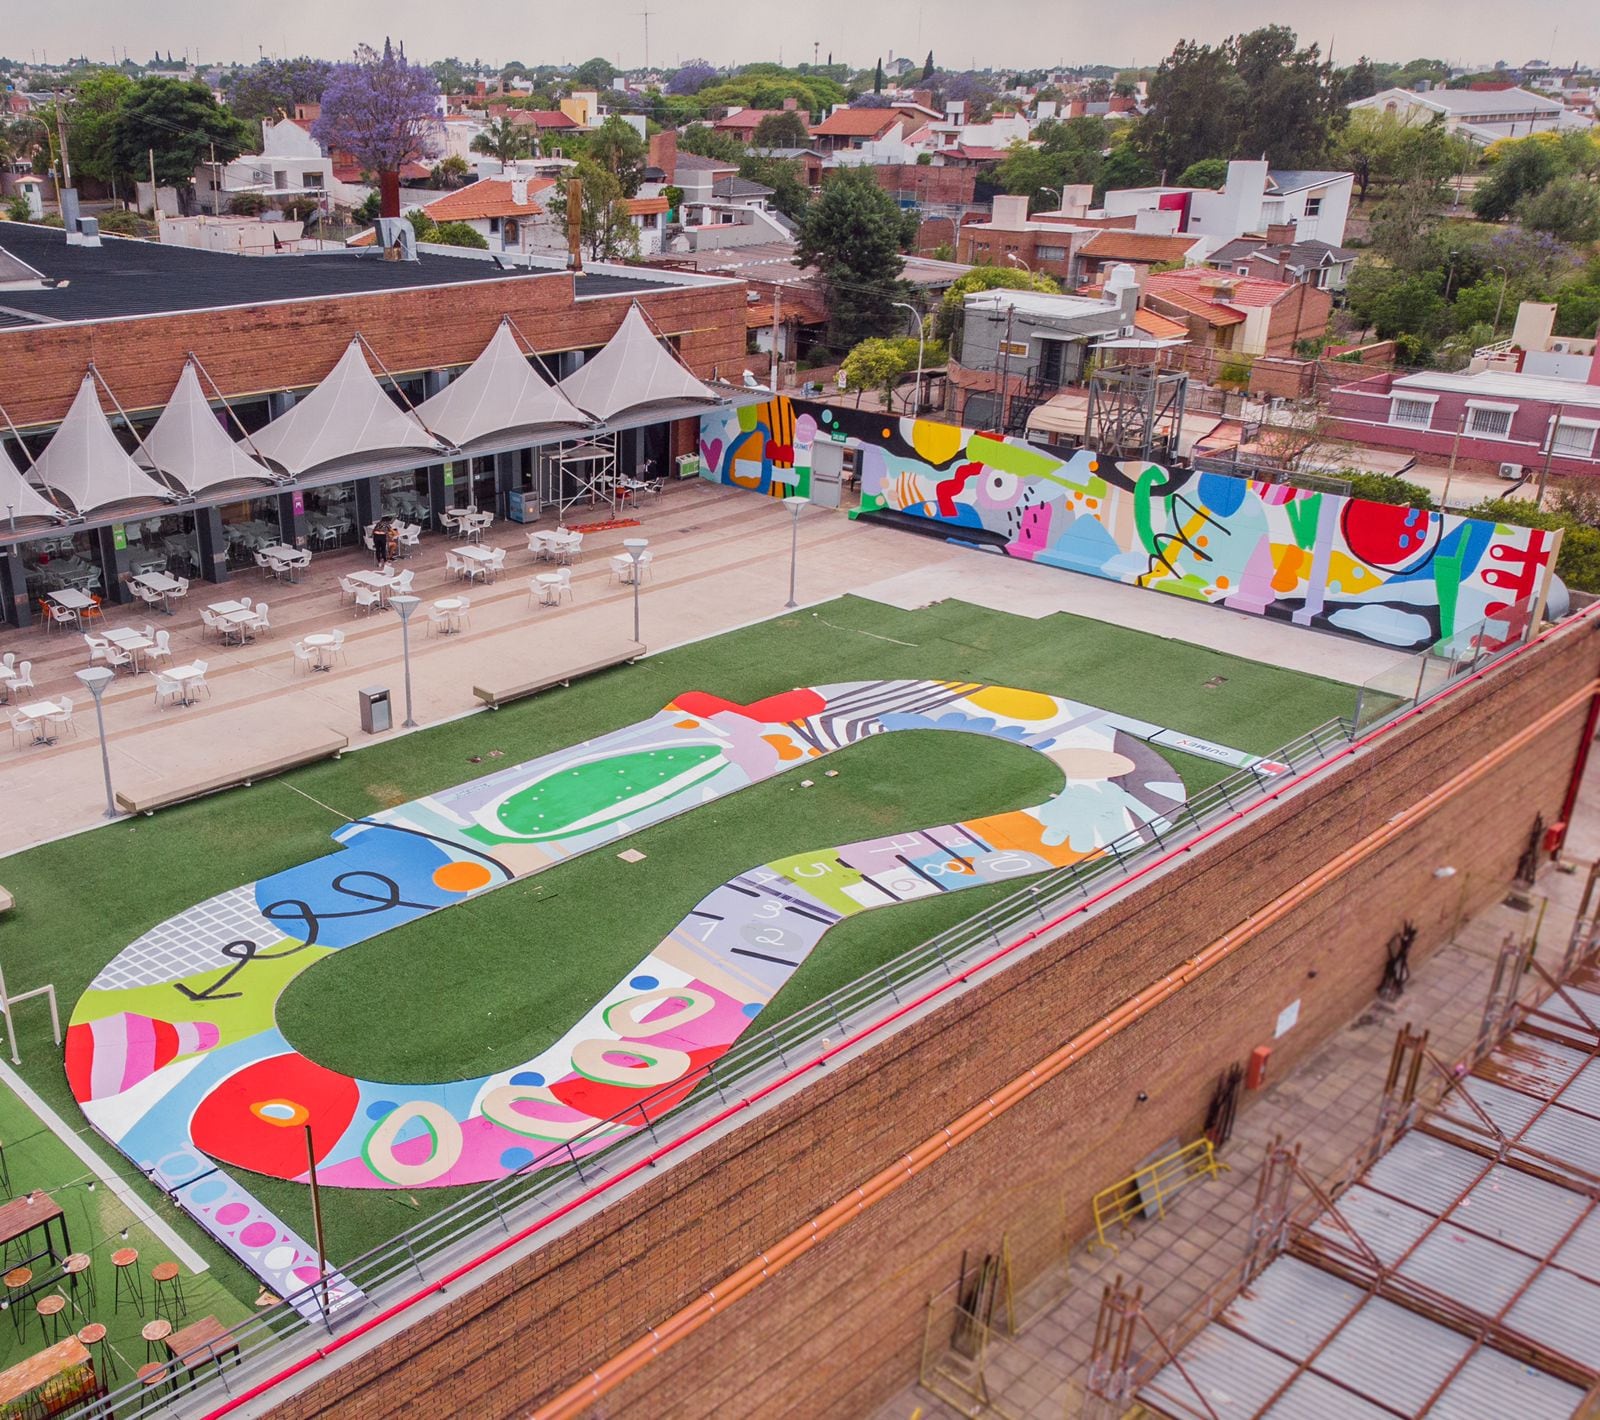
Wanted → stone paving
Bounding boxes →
[879,752,1600,1420]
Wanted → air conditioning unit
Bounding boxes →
[1551,340,1570,353]
[1498,462,1524,480]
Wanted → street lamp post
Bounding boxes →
[890,299,926,415]
[75,667,117,819]
[783,496,810,609]
[389,593,420,728]
[623,537,648,643]
[1037,185,1062,211]
[1491,265,1510,337]
[1007,252,1032,275]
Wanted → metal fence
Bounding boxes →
[72,706,1422,1418]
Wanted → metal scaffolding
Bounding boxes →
[541,432,619,520]
[1083,365,1188,465]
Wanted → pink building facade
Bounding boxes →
[1327,349,1600,481]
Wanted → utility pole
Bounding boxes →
[769,285,781,392]
[998,305,1016,435]
[1442,411,1468,510]
[148,148,157,217]
[52,90,72,190]
[1536,402,1565,508]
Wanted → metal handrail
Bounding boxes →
[78,711,1372,1418]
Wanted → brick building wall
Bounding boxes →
[0,277,748,429]
[262,619,1600,1420]
[870,163,977,207]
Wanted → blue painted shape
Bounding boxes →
[1035,513,1123,575]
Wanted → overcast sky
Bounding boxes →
[12,0,1598,74]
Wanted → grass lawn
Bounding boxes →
[0,595,1357,1276]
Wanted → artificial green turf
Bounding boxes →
[0,595,1359,1274]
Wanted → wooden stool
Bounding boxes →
[3,1265,33,1340]
[36,1293,67,1345]
[142,1316,172,1363]
[62,1253,95,1310]
[77,1322,116,1382]
[150,1260,186,1321]
[136,1361,171,1397]
[111,1247,143,1316]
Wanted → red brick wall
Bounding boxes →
[263,624,1600,1420]
[0,277,748,428]
[870,163,977,206]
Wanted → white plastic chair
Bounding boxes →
[428,605,451,637]
[150,630,172,665]
[486,549,507,583]
[200,608,222,639]
[328,629,348,664]
[9,709,30,750]
[103,642,134,673]
[254,550,278,580]
[171,578,190,603]
[48,603,80,633]
[47,696,76,738]
[556,566,574,604]
[153,672,182,708]
[84,633,109,665]
[12,661,33,696]
[291,641,313,674]
[354,587,382,616]
[456,595,472,630]
[189,660,211,699]
[393,570,415,595]
[251,603,272,634]
[445,551,465,581]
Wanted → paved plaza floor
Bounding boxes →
[0,481,1403,856]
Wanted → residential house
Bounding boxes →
[1102,160,1354,253]
[1142,268,1332,358]
[403,177,557,256]
[808,107,915,155]
[1206,224,1358,292]
[923,102,1032,156]
[499,109,584,152]
[748,147,825,192]
[957,194,1097,283]
[948,268,1140,424]
[194,117,334,214]
[711,101,807,142]
[625,196,669,256]
[1074,230,1206,284]
[1347,85,1591,144]
[1472,302,1600,381]
[679,175,778,231]
[1326,344,1600,481]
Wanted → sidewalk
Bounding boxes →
[876,745,1600,1420]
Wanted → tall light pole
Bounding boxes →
[390,593,419,728]
[783,496,810,609]
[891,299,926,415]
[75,667,116,818]
[623,537,648,643]
[1037,185,1061,212]
[1007,252,1032,275]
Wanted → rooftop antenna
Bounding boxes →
[636,8,652,70]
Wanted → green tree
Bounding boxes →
[1334,111,1473,203]
[227,58,332,122]
[739,155,811,222]
[1472,135,1565,221]
[752,110,810,148]
[586,116,647,197]
[1367,180,1446,273]
[995,142,1066,210]
[430,220,489,249]
[354,189,381,223]
[569,58,618,90]
[432,154,470,188]
[1519,176,1600,244]
[548,159,638,260]
[226,191,268,215]
[1099,140,1153,195]
[5,194,31,222]
[678,123,746,163]
[1175,157,1229,189]
[45,69,134,189]
[111,78,255,205]
[471,117,532,164]
[1341,471,1436,507]
[795,166,910,350]
[842,336,909,406]
[1346,265,1447,343]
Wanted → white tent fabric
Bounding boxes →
[558,305,721,423]
[0,437,65,522]
[415,322,590,448]
[248,340,445,477]
[27,375,175,514]
[137,361,276,494]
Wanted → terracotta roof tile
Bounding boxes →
[1134,308,1189,340]
[810,109,901,137]
[1080,231,1200,262]
[420,177,555,221]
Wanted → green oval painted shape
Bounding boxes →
[493,746,724,840]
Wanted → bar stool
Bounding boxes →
[136,1362,172,1398]
[36,1293,67,1345]
[150,1260,187,1321]
[62,1253,95,1311]
[3,1266,32,1340]
[111,1247,144,1316]
[77,1322,117,1383]
[142,1316,172,1363]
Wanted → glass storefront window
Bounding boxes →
[303,481,359,548]
[378,472,430,526]
[450,456,499,512]
[122,513,199,579]
[218,495,283,568]
[21,529,106,613]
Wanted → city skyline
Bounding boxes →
[8,0,1598,76]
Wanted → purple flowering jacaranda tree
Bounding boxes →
[313,39,439,218]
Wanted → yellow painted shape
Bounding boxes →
[909,418,965,465]
[965,686,1061,722]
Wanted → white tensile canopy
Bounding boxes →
[0,437,65,522]
[248,339,446,477]
[27,375,176,514]
[558,304,722,424]
[415,321,590,449]
[137,361,276,494]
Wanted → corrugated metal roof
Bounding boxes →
[1141,1322,1300,1418]
[1505,1267,1600,1370]
[1554,1208,1600,1282]
[1429,1346,1584,1420]
[1525,986,1600,1046]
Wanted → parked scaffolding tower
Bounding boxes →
[1084,365,1188,466]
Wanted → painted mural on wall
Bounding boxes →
[698,398,1559,650]
[70,679,1267,1297]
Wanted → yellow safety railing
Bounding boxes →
[1087,1138,1229,1255]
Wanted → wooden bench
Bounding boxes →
[113,731,348,816]
[473,647,645,709]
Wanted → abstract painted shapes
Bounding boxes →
[64,1013,219,1102]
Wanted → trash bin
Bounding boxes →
[358,686,391,734]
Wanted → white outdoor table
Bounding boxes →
[303,633,338,672]
[217,610,259,644]
[208,600,249,616]
[48,589,93,611]
[432,598,467,635]
[133,571,182,613]
[104,628,154,671]
[260,545,309,582]
[17,699,64,745]
[350,570,400,604]
[165,665,206,705]
[534,573,562,607]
